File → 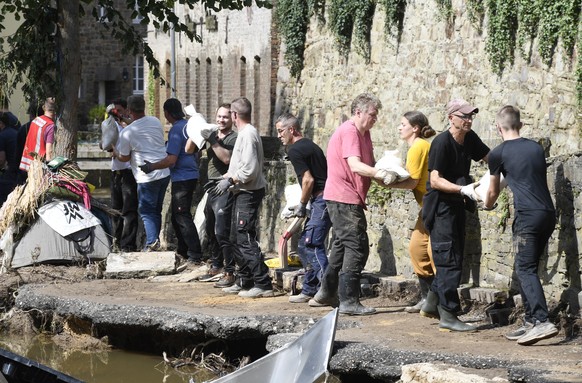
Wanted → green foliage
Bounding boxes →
[353,0,376,62]
[88,104,106,124]
[516,0,539,59]
[147,70,155,114]
[435,0,453,22]
[379,0,407,44]
[275,0,309,77]
[558,0,581,59]
[537,0,562,65]
[328,0,356,59]
[485,0,518,75]
[466,0,486,32]
[328,0,375,62]
[497,189,511,232]
[367,182,392,208]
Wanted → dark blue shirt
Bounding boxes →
[166,119,199,182]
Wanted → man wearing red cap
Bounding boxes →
[420,98,489,332]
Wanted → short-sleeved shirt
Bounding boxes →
[427,129,489,193]
[111,122,132,171]
[406,138,430,206]
[323,120,374,207]
[0,127,19,177]
[207,130,237,178]
[118,116,170,183]
[488,137,554,213]
[287,137,327,196]
[166,118,199,182]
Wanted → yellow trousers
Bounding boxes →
[409,213,436,277]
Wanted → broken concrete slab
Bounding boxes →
[458,286,508,304]
[104,251,177,279]
[400,362,509,383]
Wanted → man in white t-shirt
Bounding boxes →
[108,98,138,252]
[114,95,170,251]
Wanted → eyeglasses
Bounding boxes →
[453,113,475,121]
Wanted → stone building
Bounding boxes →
[77,1,147,127]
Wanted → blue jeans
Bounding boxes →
[513,210,556,323]
[137,176,170,246]
[326,201,369,275]
[171,179,202,260]
[429,199,466,313]
[205,190,235,272]
[298,195,331,296]
[230,188,272,290]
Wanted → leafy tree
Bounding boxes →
[0,0,271,159]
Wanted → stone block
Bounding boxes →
[512,294,523,308]
[376,275,417,295]
[400,362,509,383]
[105,252,176,279]
[269,268,302,290]
[458,287,508,304]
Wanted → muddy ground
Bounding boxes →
[2,264,582,382]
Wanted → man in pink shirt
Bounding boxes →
[309,93,388,315]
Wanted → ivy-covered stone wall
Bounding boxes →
[273,0,582,299]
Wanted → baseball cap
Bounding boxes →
[163,98,186,119]
[446,99,479,115]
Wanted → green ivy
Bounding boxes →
[559,0,581,59]
[147,70,155,114]
[497,189,511,232]
[485,0,518,75]
[516,0,539,60]
[328,0,356,59]
[466,0,486,33]
[353,0,376,62]
[435,0,453,22]
[537,0,562,65]
[367,182,392,208]
[379,0,407,44]
[275,0,309,77]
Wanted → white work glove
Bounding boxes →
[460,182,481,201]
[374,169,398,185]
[200,125,218,140]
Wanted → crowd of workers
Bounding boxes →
[0,93,559,346]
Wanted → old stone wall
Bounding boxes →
[271,0,581,299]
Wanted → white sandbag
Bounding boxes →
[475,171,507,202]
[375,150,410,183]
[280,184,311,219]
[38,200,102,237]
[194,192,208,248]
[184,104,218,150]
[100,114,118,151]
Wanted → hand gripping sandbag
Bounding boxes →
[100,115,118,151]
[184,104,218,149]
[375,150,410,184]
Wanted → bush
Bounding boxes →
[88,104,106,124]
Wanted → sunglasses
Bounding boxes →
[453,113,475,121]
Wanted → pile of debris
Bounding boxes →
[0,157,114,272]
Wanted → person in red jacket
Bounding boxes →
[19,97,56,171]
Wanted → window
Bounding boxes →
[98,6,110,23]
[132,1,144,24]
[133,55,144,95]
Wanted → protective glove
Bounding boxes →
[460,182,481,201]
[203,179,219,192]
[200,125,218,140]
[139,160,154,174]
[210,177,233,196]
[288,202,307,218]
[374,169,398,185]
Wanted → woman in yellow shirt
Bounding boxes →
[387,111,436,313]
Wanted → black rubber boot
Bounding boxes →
[338,273,376,316]
[405,276,432,313]
[420,290,440,319]
[309,268,339,308]
[437,305,477,332]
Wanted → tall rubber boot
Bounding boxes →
[420,290,439,319]
[338,272,376,316]
[309,268,339,307]
[437,305,477,332]
[405,276,432,313]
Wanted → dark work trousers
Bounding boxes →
[0,176,17,208]
[513,209,556,323]
[230,188,272,290]
[325,201,369,277]
[171,179,203,261]
[429,199,466,313]
[205,190,235,273]
[110,169,138,251]
[298,195,332,297]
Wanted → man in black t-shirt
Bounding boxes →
[420,99,489,332]
[485,105,558,345]
[276,113,331,304]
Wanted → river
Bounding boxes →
[0,333,218,383]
